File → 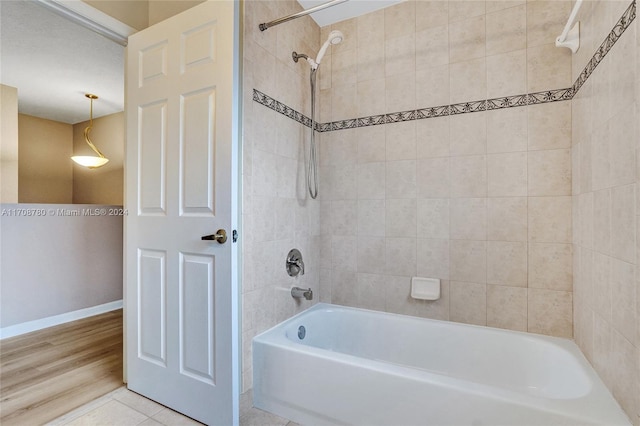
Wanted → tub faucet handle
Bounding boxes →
[291,286,313,300]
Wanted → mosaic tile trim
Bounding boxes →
[253,0,635,132]
[572,0,636,95]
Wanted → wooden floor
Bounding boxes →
[0,310,123,426]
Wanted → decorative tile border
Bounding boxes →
[253,0,635,132]
[573,0,636,95]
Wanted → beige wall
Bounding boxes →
[148,0,205,26]
[571,1,639,424]
[241,0,321,391]
[18,114,73,204]
[73,112,124,205]
[82,0,204,29]
[318,1,574,337]
[1,84,19,203]
[83,0,149,30]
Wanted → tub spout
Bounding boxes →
[291,287,313,300]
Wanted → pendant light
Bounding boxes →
[71,94,109,168]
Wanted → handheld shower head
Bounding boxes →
[311,29,344,69]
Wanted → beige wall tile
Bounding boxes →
[610,258,637,345]
[416,117,450,159]
[416,1,449,31]
[487,108,527,153]
[488,197,528,241]
[387,160,417,198]
[331,200,358,236]
[611,184,636,264]
[487,285,527,331]
[386,198,417,237]
[385,276,450,321]
[358,199,385,236]
[528,149,572,196]
[449,15,486,63]
[528,101,572,151]
[416,65,451,108]
[579,192,594,249]
[609,108,636,187]
[385,237,417,276]
[385,34,416,78]
[417,157,450,198]
[384,0,416,39]
[357,273,387,311]
[527,43,572,93]
[528,196,572,243]
[450,240,487,283]
[593,188,611,256]
[417,198,450,239]
[450,281,487,325]
[486,1,525,14]
[450,155,487,198]
[332,269,358,306]
[450,58,487,103]
[357,42,386,83]
[357,8,385,46]
[331,83,357,121]
[487,49,527,98]
[487,241,528,286]
[357,78,386,117]
[526,0,571,48]
[332,236,358,272]
[592,313,614,389]
[449,112,487,156]
[449,0,486,22]
[357,126,386,163]
[528,288,573,338]
[529,242,573,291]
[486,4,526,56]
[386,71,416,112]
[358,162,386,200]
[417,238,450,280]
[592,252,612,322]
[358,236,386,274]
[332,49,357,88]
[488,152,528,196]
[610,330,639,421]
[416,25,449,70]
[450,198,487,240]
[386,121,417,161]
[591,121,611,192]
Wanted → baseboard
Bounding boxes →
[0,300,123,340]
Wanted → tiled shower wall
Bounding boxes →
[317,1,575,336]
[241,0,321,391]
[571,0,639,423]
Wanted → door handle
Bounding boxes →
[202,229,227,244]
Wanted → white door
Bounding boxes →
[125,2,239,425]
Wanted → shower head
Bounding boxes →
[311,30,344,69]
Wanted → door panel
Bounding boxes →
[125,2,238,425]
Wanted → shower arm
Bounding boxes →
[259,0,348,31]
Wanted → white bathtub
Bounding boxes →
[253,304,630,425]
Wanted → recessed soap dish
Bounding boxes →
[411,277,440,301]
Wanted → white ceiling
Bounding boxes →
[0,0,124,124]
[297,0,403,27]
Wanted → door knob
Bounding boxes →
[202,229,227,244]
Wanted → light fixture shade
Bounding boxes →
[71,93,109,169]
[71,155,110,168]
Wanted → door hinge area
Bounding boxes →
[232,229,238,242]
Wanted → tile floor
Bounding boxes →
[47,387,297,426]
